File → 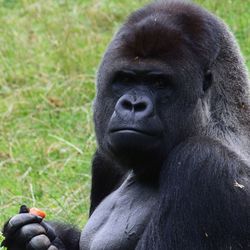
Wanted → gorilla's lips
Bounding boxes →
[108,127,163,155]
[110,128,157,137]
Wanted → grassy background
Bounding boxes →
[0,0,249,235]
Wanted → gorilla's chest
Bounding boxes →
[80,174,158,250]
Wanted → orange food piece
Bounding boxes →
[29,207,46,218]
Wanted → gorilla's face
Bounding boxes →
[94,60,207,175]
[107,70,167,164]
[94,7,215,175]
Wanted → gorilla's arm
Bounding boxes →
[90,150,127,214]
[137,137,250,250]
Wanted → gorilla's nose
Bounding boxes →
[116,94,154,119]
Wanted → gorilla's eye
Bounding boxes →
[119,75,132,83]
[113,70,136,84]
[154,79,165,89]
[150,75,173,90]
[111,71,137,94]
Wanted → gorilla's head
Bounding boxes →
[93,1,250,176]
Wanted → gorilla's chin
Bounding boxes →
[107,130,164,174]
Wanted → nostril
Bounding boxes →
[121,99,133,111]
[134,102,147,112]
[116,94,154,117]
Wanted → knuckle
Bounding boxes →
[48,246,58,250]
[8,214,24,226]
[27,234,51,250]
[20,223,46,239]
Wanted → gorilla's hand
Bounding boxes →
[2,213,59,250]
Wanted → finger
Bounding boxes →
[16,223,46,244]
[26,234,51,250]
[4,214,43,237]
[40,222,56,242]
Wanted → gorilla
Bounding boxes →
[2,1,250,249]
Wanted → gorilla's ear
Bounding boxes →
[203,70,213,92]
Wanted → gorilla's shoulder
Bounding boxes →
[169,136,243,165]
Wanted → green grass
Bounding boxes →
[0,0,249,242]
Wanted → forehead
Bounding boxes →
[117,3,205,61]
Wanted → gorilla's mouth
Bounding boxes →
[109,128,158,137]
[108,127,163,155]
